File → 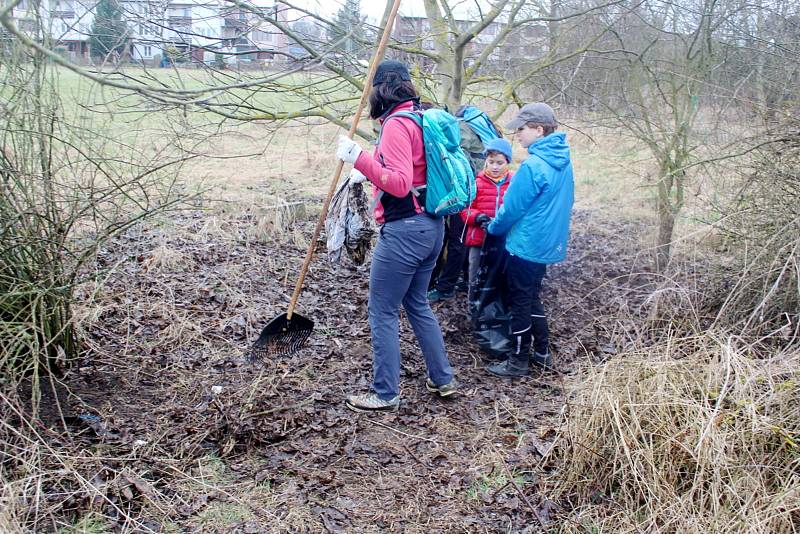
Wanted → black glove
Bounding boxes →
[475,213,491,230]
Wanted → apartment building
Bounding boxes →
[219,3,288,63]
[47,0,94,61]
[1,0,93,61]
[3,0,289,65]
[392,15,547,70]
[122,0,290,65]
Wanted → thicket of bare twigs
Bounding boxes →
[711,122,800,337]
[1,45,191,532]
[0,48,187,389]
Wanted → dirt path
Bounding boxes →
[33,207,650,533]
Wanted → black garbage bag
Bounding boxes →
[470,233,512,358]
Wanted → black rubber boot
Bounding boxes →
[531,351,555,371]
[486,354,530,377]
[486,331,531,378]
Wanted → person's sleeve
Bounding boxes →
[487,164,541,236]
[353,119,414,198]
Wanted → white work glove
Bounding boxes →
[336,135,362,164]
[348,169,367,185]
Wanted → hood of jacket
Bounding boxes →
[528,132,570,171]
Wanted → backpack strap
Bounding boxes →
[376,110,422,147]
[371,110,426,216]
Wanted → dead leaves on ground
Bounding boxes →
[12,207,651,532]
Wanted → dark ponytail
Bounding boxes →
[368,75,419,119]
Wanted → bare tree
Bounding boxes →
[564,0,799,268]
[0,11,191,386]
[2,0,629,136]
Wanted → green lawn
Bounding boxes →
[5,64,655,218]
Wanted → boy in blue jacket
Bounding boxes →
[483,103,574,377]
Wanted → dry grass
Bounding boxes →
[180,120,341,204]
[141,243,194,272]
[0,477,26,534]
[566,124,655,221]
[549,333,800,533]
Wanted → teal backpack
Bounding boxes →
[385,108,476,217]
[457,105,503,146]
[456,105,503,175]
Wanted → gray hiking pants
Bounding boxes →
[369,213,454,400]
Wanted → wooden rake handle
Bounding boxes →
[286,0,404,320]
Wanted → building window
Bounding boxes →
[144,45,152,56]
[252,29,272,42]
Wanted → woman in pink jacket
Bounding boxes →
[335,61,457,412]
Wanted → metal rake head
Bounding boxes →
[248,312,314,361]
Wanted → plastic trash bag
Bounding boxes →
[326,169,375,265]
[470,233,512,358]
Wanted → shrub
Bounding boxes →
[0,44,185,395]
[713,122,799,338]
[550,334,799,532]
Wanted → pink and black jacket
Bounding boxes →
[353,101,426,224]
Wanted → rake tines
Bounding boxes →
[248,312,314,361]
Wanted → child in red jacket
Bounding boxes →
[461,138,514,300]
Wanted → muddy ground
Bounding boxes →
[19,206,654,533]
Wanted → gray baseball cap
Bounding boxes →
[506,103,557,130]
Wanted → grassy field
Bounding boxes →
[41,66,664,256]
[53,69,664,219]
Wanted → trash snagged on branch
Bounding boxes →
[325,170,375,265]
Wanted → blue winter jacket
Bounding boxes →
[487,132,574,264]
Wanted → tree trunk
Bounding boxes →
[548,0,560,54]
[654,162,684,271]
[656,207,675,272]
[446,46,465,111]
